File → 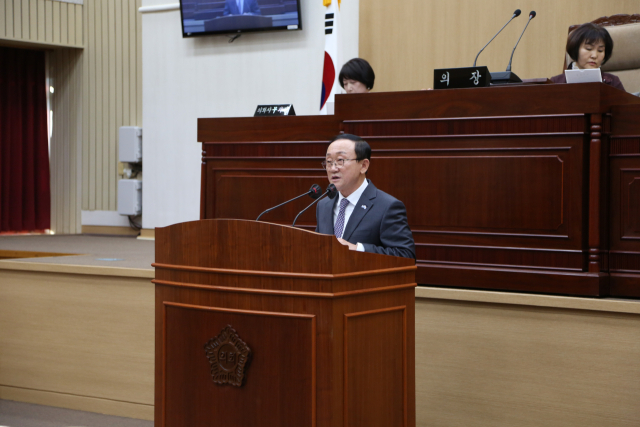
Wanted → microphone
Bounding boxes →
[491,10,535,84]
[506,11,536,72]
[327,184,338,199]
[292,184,337,227]
[256,184,322,221]
[473,9,521,67]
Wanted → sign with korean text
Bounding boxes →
[434,66,491,89]
[254,104,296,116]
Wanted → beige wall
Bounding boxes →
[1,0,142,234]
[0,0,83,48]
[0,267,154,420]
[49,48,83,234]
[82,0,142,214]
[415,288,640,427]
[360,1,640,92]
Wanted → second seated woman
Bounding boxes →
[550,22,625,91]
[339,58,375,94]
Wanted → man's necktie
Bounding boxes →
[334,198,350,238]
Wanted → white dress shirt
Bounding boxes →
[333,179,368,252]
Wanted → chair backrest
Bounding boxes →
[564,14,640,94]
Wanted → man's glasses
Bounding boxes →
[321,159,358,169]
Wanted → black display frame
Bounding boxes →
[179,0,303,38]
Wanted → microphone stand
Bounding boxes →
[292,185,336,227]
[256,185,321,221]
[256,192,312,221]
[491,12,536,84]
[473,10,521,67]
[506,12,535,72]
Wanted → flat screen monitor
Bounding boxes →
[180,0,302,37]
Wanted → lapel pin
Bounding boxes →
[361,205,367,209]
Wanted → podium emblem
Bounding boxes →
[204,325,251,387]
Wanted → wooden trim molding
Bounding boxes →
[0,260,154,278]
[152,279,417,298]
[611,136,640,156]
[152,263,417,280]
[589,114,603,273]
[163,301,318,319]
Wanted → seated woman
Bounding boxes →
[550,23,625,91]
[339,58,375,94]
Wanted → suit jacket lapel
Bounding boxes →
[320,196,337,234]
[342,181,377,241]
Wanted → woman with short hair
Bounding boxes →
[550,23,625,91]
[338,58,375,94]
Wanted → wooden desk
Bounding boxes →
[198,84,640,297]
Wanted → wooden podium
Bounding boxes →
[153,219,417,427]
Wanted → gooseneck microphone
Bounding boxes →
[292,184,337,227]
[490,10,535,84]
[506,11,536,72]
[256,184,322,221]
[473,9,521,67]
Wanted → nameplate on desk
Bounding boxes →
[254,104,296,116]
[434,67,490,89]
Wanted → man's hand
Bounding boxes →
[337,238,357,250]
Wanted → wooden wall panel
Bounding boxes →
[0,0,84,47]
[49,47,83,234]
[0,0,83,48]
[163,303,316,427]
[15,0,22,39]
[0,1,5,36]
[212,172,328,224]
[45,0,52,42]
[414,291,640,427]
[344,307,407,427]
[82,0,91,209]
[609,106,640,296]
[375,155,565,232]
[29,0,36,40]
[621,169,640,238]
[37,0,44,41]
[80,0,142,213]
[32,0,144,233]
[0,269,154,420]
[360,0,640,93]
[340,117,588,252]
[609,147,640,296]
[6,0,15,37]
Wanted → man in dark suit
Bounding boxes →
[315,134,415,259]
[223,0,261,16]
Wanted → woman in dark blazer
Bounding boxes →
[550,23,625,91]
